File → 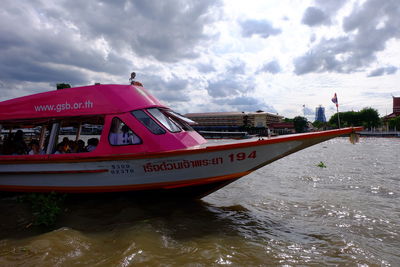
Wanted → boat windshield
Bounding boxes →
[131,108,194,134]
[164,110,195,131]
[147,108,181,133]
[131,110,166,135]
[165,111,197,125]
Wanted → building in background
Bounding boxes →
[384,96,400,119]
[315,105,326,122]
[185,111,284,135]
[268,122,295,135]
[395,96,400,114]
[382,96,400,129]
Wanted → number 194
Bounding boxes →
[228,151,256,162]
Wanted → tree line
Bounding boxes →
[288,107,399,133]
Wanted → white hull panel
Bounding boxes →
[1,139,306,189]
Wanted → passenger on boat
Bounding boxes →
[69,139,87,153]
[1,134,13,155]
[86,138,99,152]
[28,140,42,155]
[109,119,140,145]
[68,140,77,153]
[54,137,71,153]
[60,137,70,147]
[54,142,70,154]
[13,130,28,155]
[76,139,87,152]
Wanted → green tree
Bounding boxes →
[388,116,400,130]
[359,107,380,129]
[329,108,380,129]
[329,112,341,128]
[293,116,308,133]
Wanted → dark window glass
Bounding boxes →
[165,110,195,131]
[131,110,166,135]
[109,117,141,146]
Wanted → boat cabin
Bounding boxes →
[0,84,206,159]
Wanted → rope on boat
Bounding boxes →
[349,132,360,144]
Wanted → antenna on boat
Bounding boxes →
[129,72,136,83]
[56,83,71,90]
[129,72,143,86]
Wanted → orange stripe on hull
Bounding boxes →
[0,171,251,193]
[0,169,108,175]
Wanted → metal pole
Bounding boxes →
[39,126,47,150]
[46,122,60,154]
[337,106,341,128]
[76,122,82,141]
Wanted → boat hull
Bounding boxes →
[0,128,361,197]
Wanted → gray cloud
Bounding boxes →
[207,78,255,98]
[58,0,221,62]
[140,73,190,103]
[295,0,400,75]
[367,66,398,77]
[214,96,277,113]
[0,1,142,84]
[0,0,221,92]
[206,60,255,98]
[226,60,246,75]
[302,7,330,26]
[258,60,281,74]
[303,106,314,116]
[196,63,216,73]
[315,0,347,16]
[239,19,281,38]
[302,0,347,27]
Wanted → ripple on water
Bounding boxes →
[0,138,399,266]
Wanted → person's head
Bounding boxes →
[121,125,130,133]
[14,130,24,140]
[68,140,78,152]
[56,142,69,153]
[77,139,85,148]
[62,137,69,144]
[111,119,121,133]
[29,140,40,154]
[88,138,99,147]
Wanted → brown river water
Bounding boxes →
[0,137,399,266]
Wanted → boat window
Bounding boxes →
[57,118,104,153]
[131,110,166,135]
[164,110,195,131]
[146,108,181,133]
[109,117,142,146]
[166,111,197,126]
[0,125,44,155]
[0,116,105,155]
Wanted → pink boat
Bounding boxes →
[0,79,362,198]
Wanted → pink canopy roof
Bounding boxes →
[0,84,166,122]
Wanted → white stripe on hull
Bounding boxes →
[0,140,304,188]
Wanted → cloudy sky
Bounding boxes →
[1,0,399,120]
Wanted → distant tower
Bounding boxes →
[315,105,326,122]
